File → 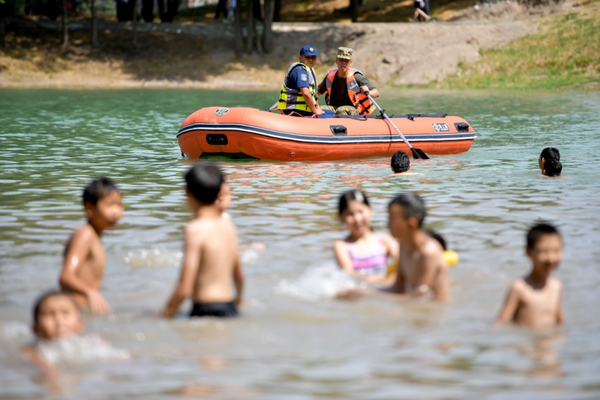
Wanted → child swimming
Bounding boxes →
[162,162,244,318]
[59,178,124,314]
[333,189,399,283]
[495,223,564,328]
[390,151,410,174]
[23,291,128,373]
[539,147,562,177]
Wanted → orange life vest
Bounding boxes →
[325,69,376,115]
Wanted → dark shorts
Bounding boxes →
[414,0,429,12]
[190,302,238,318]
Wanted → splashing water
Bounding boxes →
[276,265,361,302]
[34,334,130,366]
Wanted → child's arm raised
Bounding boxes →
[59,229,110,314]
[494,281,521,326]
[161,226,201,318]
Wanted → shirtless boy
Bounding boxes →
[161,163,244,318]
[59,178,124,314]
[495,223,564,328]
[384,193,450,301]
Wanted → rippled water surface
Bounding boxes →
[1,88,600,399]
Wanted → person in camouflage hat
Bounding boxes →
[317,47,379,116]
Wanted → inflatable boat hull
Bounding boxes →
[178,107,476,161]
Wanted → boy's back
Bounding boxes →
[162,162,244,318]
[186,216,240,304]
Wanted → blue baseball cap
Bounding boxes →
[299,45,318,57]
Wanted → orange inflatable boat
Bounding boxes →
[178,107,476,161]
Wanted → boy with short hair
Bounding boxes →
[543,159,562,177]
[60,178,124,314]
[539,147,561,176]
[495,223,564,328]
[161,163,244,318]
[384,193,450,301]
[390,150,410,174]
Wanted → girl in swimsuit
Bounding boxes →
[333,189,399,284]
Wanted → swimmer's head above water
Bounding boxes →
[33,291,84,340]
[390,151,410,174]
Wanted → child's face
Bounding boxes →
[527,233,563,277]
[387,204,410,240]
[86,191,124,230]
[218,183,232,212]
[538,155,545,171]
[340,200,372,236]
[34,295,83,340]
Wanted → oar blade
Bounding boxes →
[412,148,431,160]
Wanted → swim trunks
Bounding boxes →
[190,302,238,318]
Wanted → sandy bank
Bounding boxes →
[1,18,537,89]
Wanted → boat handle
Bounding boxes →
[330,125,348,136]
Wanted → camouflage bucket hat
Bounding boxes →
[336,47,353,60]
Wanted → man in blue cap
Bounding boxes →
[278,45,325,116]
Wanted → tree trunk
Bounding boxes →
[0,18,5,49]
[245,1,254,54]
[133,0,137,48]
[141,0,154,22]
[350,0,359,22]
[234,0,243,54]
[273,0,281,22]
[91,0,99,48]
[263,0,274,53]
[158,0,166,21]
[62,0,68,48]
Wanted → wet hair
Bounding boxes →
[82,178,120,206]
[391,151,410,173]
[544,159,562,177]
[526,223,561,249]
[33,291,77,324]
[185,162,224,204]
[338,189,370,215]
[540,147,560,161]
[388,193,426,227]
[424,228,447,250]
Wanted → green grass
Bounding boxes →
[435,3,600,90]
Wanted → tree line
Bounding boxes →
[0,0,368,50]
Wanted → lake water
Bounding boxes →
[1,88,599,399]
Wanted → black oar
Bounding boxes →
[366,93,430,160]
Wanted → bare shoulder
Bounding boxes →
[421,236,445,262]
[510,278,528,294]
[66,223,98,248]
[333,238,348,250]
[547,276,563,290]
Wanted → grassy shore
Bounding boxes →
[433,0,600,90]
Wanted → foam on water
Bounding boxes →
[124,248,183,268]
[34,334,130,366]
[275,264,361,302]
